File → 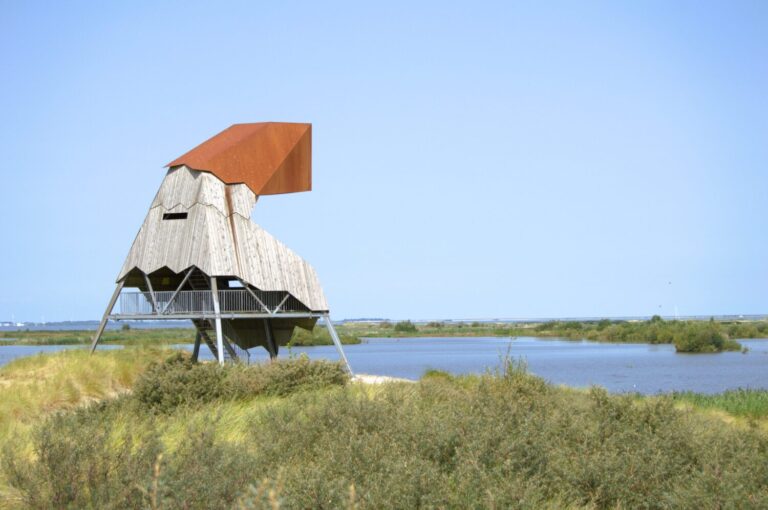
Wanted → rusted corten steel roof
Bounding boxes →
[166,122,311,195]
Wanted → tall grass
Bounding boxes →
[0,347,172,439]
[672,389,768,420]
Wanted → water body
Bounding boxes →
[0,344,123,366]
[2,337,767,395]
[187,336,768,395]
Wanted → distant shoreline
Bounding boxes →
[2,317,767,354]
[2,314,766,332]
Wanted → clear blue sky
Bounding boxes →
[1,1,766,322]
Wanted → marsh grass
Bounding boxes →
[672,388,768,420]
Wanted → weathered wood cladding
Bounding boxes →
[119,166,328,311]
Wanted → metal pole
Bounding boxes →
[90,280,125,354]
[263,319,278,359]
[162,267,194,314]
[192,331,201,362]
[210,277,225,365]
[272,293,290,314]
[143,273,158,313]
[237,278,269,313]
[323,314,353,375]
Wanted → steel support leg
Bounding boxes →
[210,277,224,365]
[323,314,353,375]
[263,319,278,359]
[192,331,201,362]
[90,280,125,354]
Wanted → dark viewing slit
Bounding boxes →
[162,212,188,220]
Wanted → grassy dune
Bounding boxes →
[0,350,767,508]
[0,347,172,439]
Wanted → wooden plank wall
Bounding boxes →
[118,166,328,311]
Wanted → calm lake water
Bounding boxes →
[2,337,767,395]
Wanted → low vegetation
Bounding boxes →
[286,326,361,347]
[671,388,768,420]
[529,316,746,352]
[0,328,196,346]
[0,347,170,440]
[133,352,347,413]
[2,317,764,354]
[340,316,767,353]
[1,350,768,508]
[394,320,417,332]
[0,325,361,347]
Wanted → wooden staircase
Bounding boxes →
[188,270,249,363]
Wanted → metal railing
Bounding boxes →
[116,290,303,316]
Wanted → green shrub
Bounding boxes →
[393,320,417,333]
[133,352,230,412]
[227,355,349,399]
[422,368,453,380]
[724,322,760,339]
[527,318,758,351]
[133,353,348,413]
[288,326,360,346]
[150,424,259,510]
[2,403,260,510]
[238,369,768,509]
[673,322,741,353]
[2,399,162,509]
[596,318,612,330]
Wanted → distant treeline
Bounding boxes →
[343,317,768,353]
[0,325,361,347]
[528,316,749,353]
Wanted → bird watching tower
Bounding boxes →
[90,123,351,372]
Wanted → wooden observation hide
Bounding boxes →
[91,123,351,371]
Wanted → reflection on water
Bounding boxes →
[2,337,767,395]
